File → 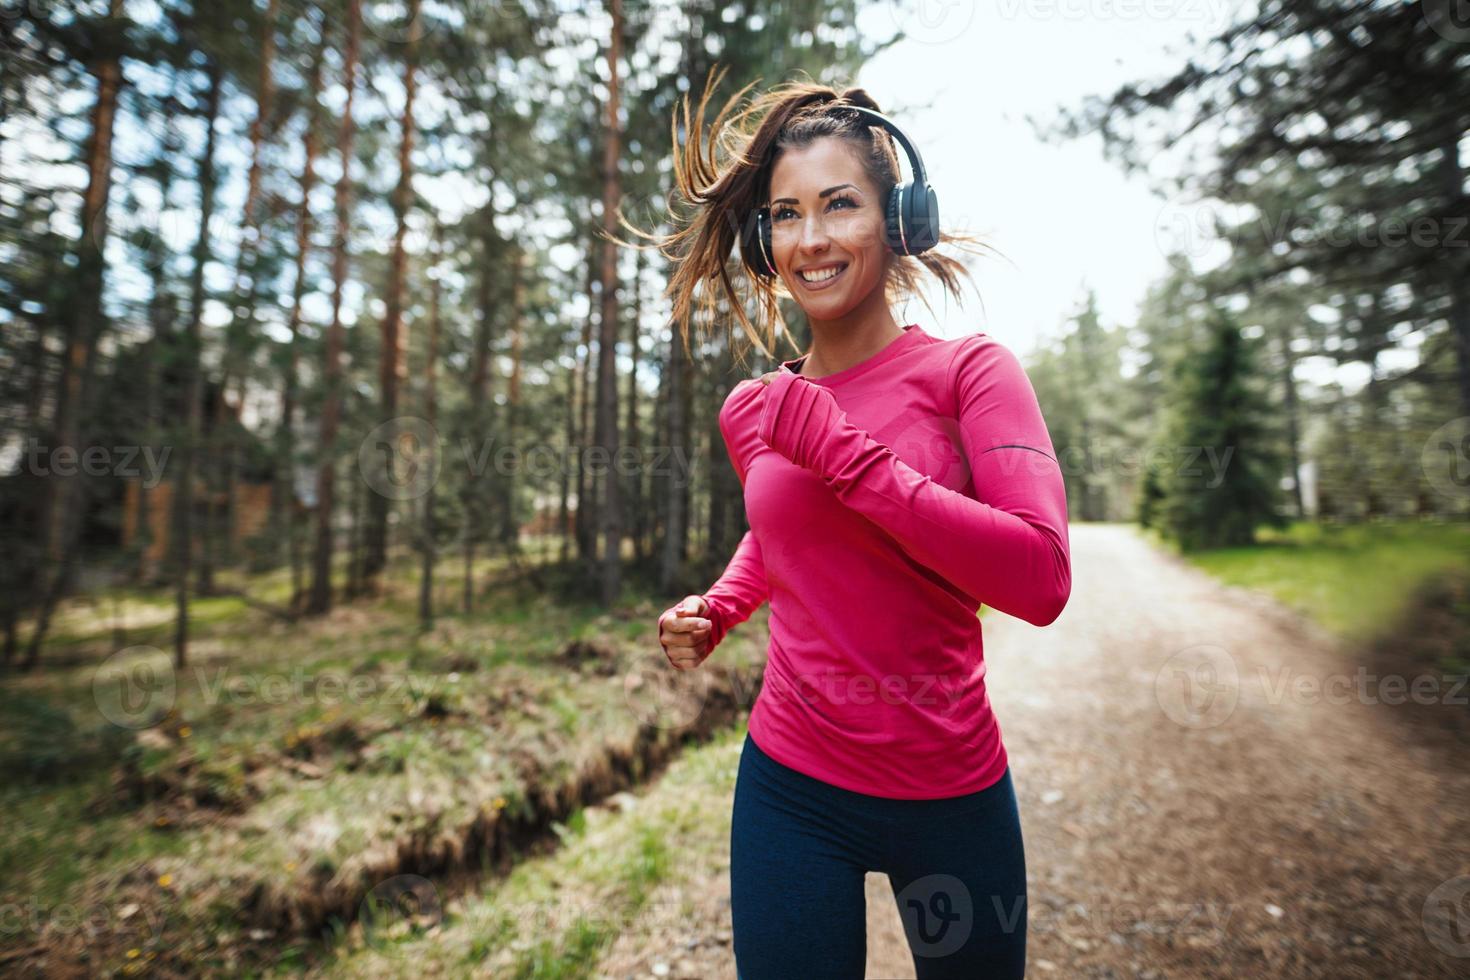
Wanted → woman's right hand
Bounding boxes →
[658,595,712,670]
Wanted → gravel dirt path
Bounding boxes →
[604,522,1470,978]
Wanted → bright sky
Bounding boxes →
[852,0,1240,356]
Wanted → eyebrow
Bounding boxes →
[770,183,857,206]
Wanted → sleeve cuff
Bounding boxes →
[701,593,728,651]
[756,369,844,472]
[756,369,802,449]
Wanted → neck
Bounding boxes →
[799,278,905,379]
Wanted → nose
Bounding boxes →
[797,211,831,254]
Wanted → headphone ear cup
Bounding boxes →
[885,184,906,255]
[743,207,776,279]
[907,184,940,253]
[757,208,776,278]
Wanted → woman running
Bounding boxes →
[644,68,1072,979]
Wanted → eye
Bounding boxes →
[828,194,857,210]
[772,206,796,222]
[771,195,858,222]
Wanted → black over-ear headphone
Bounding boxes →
[742,104,940,280]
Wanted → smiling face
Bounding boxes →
[766,136,891,323]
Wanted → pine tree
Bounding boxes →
[1155,308,1288,551]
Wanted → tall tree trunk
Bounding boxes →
[24,299,50,435]
[23,0,126,669]
[562,236,595,565]
[501,246,525,551]
[366,0,423,585]
[706,340,731,555]
[625,245,644,563]
[227,0,279,374]
[307,0,361,615]
[1,278,54,660]
[6,242,59,666]
[348,435,365,598]
[595,0,624,604]
[654,0,707,595]
[133,333,158,576]
[463,218,497,613]
[1440,131,1470,423]
[172,59,224,669]
[649,320,669,570]
[276,10,326,610]
[559,325,576,564]
[574,243,598,562]
[208,0,280,584]
[195,390,217,595]
[659,330,692,592]
[135,125,180,583]
[419,219,443,631]
[1277,319,1304,519]
[1360,293,1385,519]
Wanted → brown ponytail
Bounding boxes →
[612,64,995,369]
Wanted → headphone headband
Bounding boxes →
[835,104,929,187]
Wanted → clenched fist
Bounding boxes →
[659,595,713,670]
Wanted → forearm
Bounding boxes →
[701,529,769,649]
[811,426,1069,624]
[757,361,1071,626]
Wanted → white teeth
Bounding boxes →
[800,264,846,283]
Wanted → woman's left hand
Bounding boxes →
[753,367,852,474]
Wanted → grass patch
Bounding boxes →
[1180,519,1470,637]
[3,548,768,975]
[295,724,747,978]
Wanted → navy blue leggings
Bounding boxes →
[730,731,1027,979]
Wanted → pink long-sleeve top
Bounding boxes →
[700,323,1071,799]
